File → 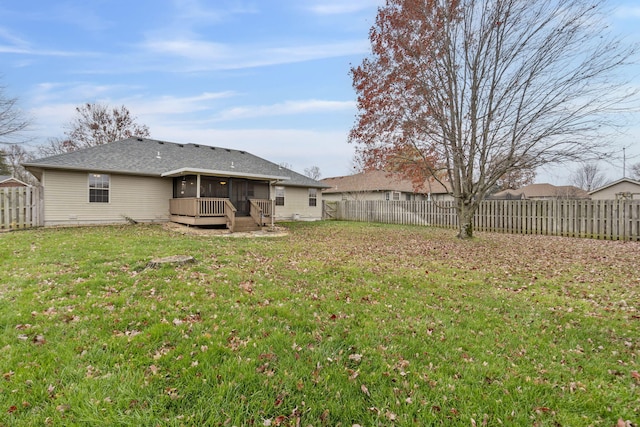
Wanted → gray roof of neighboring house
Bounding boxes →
[23,137,328,188]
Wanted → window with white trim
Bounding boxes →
[308,188,317,207]
[275,186,285,206]
[89,173,110,203]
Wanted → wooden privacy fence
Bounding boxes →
[328,199,640,241]
[0,187,43,230]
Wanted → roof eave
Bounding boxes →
[161,167,290,181]
[22,163,162,177]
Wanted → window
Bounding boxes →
[89,173,110,203]
[392,191,400,201]
[275,186,285,206]
[308,188,317,207]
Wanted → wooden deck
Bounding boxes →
[169,197,273,231]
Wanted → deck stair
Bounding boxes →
[232,216,262,232]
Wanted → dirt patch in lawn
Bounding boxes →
[162,222,289,238]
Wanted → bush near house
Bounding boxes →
[0,222,638,426]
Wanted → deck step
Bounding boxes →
[232,216,262,232]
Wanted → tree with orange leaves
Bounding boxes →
[350,0,636,238]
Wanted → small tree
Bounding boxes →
[350,0,637,238]
[3,144,35,184]
[0,150,10,175]
[494,168,536,192]
[64,103,150,150]
[630,162,640,181]
[37,137,77,157]
[0,82,29,145]
[571,163,608,191]
[304,166,322,180]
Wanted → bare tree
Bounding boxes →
[3,144,36,184]
[64,103,150,150]
[0,149,10,175]
[630,162,640,181]
[0,83,29,145]
[350,0,637,238]
[304,166,322,180]
[571,163,608,191]
[37,137,77,157]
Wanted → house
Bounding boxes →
[23,137,328,230]
[489,183,590,200]
[321,170,452,202]
[0,175,29,188]
[589,178,640,200]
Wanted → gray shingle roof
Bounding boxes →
[23,137,327,188]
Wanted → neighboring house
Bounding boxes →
[0,175,29,188]
[589,178,640,200]
[321,170,452,202]
[23,137,328,230]
[489,183,590,200]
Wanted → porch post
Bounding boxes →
[269,180,276,228]
[196,175,201,198]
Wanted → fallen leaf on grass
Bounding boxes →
[361,384,370,397]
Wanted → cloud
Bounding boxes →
[126,92,237,116]
[307,0,382,15]
[614,6,640,19]
[0,26,88,57]
[214,99,356,121]
[137,37,369,71]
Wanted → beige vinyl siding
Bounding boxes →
[274,186,323,221]
[590,182,640,200]
[42,170,172,226]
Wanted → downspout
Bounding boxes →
[269,179,282,228]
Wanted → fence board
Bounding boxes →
[330,199,640,241]
[0,187,42,230]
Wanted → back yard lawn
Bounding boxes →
[0,221,638,426]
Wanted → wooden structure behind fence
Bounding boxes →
[0,187,43,230]
[328,199,640,241]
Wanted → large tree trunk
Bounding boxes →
[456,200,475,239]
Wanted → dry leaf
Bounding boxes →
[360,384,370,397]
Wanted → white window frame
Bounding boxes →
[88,173,110,203]
[275,186,285,206]
[308,188,317,207]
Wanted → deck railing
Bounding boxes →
[224,200,236,230]
[170,197,230,217]
[170,197,272,229]
[249,199,272,225]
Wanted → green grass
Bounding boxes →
[0,221,638,426]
